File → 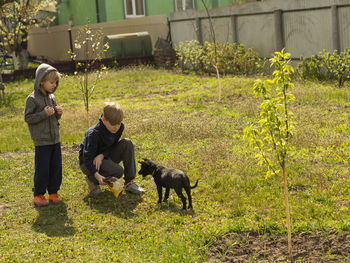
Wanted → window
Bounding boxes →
[175,0,194,11]
[124,0,145,18]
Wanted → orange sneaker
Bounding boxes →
[33,195,49,206]
[49,193,62,204]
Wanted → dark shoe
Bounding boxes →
[124,181,145,194]
[85,176,102,194]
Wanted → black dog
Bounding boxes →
[138,158,198,210]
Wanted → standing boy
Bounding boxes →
[79,102,144,195]
[24,63,63,206]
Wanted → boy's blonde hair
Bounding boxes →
[41,70,60,83]
[103,102,123,125]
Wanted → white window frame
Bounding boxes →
[124,0,145,18]
[175,0,195,11]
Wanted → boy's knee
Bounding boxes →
[100,160,124,178]
[114,165,124,178]
[121,138,134,150]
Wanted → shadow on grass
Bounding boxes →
[32,201,75,237]
[83,190,143,218]
[157,200,196,216]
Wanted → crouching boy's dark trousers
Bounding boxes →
[33,142,62,196]
[80,138,136,185]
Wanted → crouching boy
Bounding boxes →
[79,102,144,195]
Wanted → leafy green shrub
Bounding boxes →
[297,49,350,88]
[235,47,261,75]
[175,41,261,76]
[203,42,236,75]
[297,55,323,81]
[322,49,350,88]
[175,40,205,74]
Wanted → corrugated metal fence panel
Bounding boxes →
[170,1,350,58]
[171,20,199,47]
[338,6,350,50]
[237,13,275,58]
[284,8,332,58]
[201,17,232,44]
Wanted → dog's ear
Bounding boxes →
[138,160,145,164]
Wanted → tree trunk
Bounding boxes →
[0,73,5,105]
[215,63,222,101]
[86,109,90,128]
[282,163,293,262]
[12,49,29,70]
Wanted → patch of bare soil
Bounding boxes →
[0,149,33,158]
[206,230,350,262]
[62,143,80,151]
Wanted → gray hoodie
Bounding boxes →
[24,63,61,146]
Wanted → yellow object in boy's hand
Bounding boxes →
[103,177,123,198]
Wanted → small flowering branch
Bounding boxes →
[68,23,109,127]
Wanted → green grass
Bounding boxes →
[0,67,349,262]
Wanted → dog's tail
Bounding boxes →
[191,179,199,189]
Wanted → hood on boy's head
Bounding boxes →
[34,63,59,92]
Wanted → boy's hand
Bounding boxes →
[44,106,55,116]
[55,106,63,115]
[94,172,106,185]
[93,154,104,171]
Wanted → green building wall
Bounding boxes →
[57,0,98,26]
[145,0,175,18]
[196,0,238,10]
[104,0,176,22]
[104,1,124,21]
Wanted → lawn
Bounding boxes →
[0,66,349,262]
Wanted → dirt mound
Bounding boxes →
[206,230,350,262]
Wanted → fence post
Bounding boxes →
[195,17,203,44]
[274,9,284,52]
[67,28,76,71]
[231,14,238,43]
[331,5,340,52]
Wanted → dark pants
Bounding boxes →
[80,138,136,185]
[33,142,62,196]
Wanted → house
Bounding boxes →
[27,0,252,62]
[56,0,238,26]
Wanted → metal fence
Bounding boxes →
[169,0,350,58]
